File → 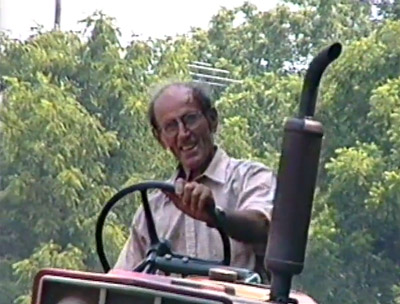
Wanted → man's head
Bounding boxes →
[149,82,218,178]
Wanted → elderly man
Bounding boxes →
[115,82,276,278]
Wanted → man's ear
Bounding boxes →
[152,128,168,149]
[207,108,219,133]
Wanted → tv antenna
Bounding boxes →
[188,61,242,88]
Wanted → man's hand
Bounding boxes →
[164,178,216,225]
[163,178,269,244]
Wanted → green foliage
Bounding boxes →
[377,0,400,20]
[1,2,400,304]
[298,143,399,303]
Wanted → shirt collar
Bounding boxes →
[200,147,228,184]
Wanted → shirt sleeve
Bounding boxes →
[113,206,148,271]
[237,163,276,221]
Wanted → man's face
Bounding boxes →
[153,86,217,177]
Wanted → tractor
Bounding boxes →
[30,42,342,304]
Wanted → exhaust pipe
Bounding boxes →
[266,42,342,303]
[299,43,342,118]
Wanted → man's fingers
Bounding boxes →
[191,185,203,215]
[182,182,195,208]
[198,190,214,223]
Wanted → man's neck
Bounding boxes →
[182,147,217,181]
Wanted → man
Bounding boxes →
[115,82,276,278]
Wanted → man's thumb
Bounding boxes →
[174,178,185,196]
[163,191,179,203]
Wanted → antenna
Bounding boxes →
[188,61,242,88]
[0,0,5,33]
[54,0,61,30]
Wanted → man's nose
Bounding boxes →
[177,120,191,138]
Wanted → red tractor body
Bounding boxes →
[32,268,317,304]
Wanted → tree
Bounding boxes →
[1,2,400,304]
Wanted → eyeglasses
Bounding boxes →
[160,111,204,137]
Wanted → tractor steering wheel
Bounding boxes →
[96,181,231,275]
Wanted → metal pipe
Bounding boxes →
[298,42,342,118]
[266,42,342,303]
[54,0,61,30]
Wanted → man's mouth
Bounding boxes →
[180,143,197,152]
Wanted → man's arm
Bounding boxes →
[212,208,269,243]
[223,164,275,244]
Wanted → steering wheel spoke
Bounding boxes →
[140,190,159,246]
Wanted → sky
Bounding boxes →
[0,0,279,42]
